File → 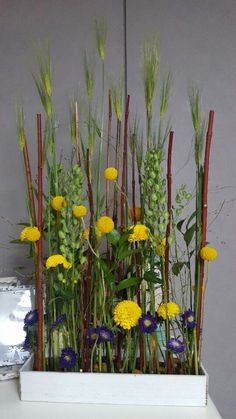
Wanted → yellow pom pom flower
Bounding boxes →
[96,216,114,234]
[73,205,87,218]
[46,255,72,270]
[83,226,102,240]
[157,302,180,320]
[51,196,66,211]
[104,167,118,181]
[156,238,166,257]
[200,246,218,262]
[20,226,41,242]
[113,300,142,330]
[128,224,149,243]
[129,207,142,222]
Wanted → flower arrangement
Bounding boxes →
[17,21,217,376]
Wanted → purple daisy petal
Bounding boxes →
[24,309,38,326]
[138,313,157,334]
[51,314,67,329]
[167,338,185,353]
[89,327,99,345]
[182,309,195,329]
[22,331,32,350]
[97,326,114,343]
[185,309,195,328]
[59,347,77,369]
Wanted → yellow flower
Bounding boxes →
[46,255,72,270]
[51,196,66,211]
[73,205,87,218]
[156,238,166,257]
[200,246,218,262]
[20,226,41,242]
[157,302,180,320]
[104,167,118,181]
[96,216,114,234]
[129,207,142,222]
[128,224,149,243]
[113,300,142,330]
[83,227,102,240]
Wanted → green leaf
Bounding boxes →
[117,248,139,261]
[186,211,196,229]
[116,277,141,291]
[144,270,163,284]
[118,231,130,247]
[10,239,28,245]
[53,283,74,300]
[176,219,186,233]
[16,222,30,227]
[183,223,196,246]
[106,229,120,245]
[172,262,185,276]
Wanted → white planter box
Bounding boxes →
[20,355,208,406]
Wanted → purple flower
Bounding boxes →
[89,326,114,345]
[167,338,185,353]
[182,309,195,328]
[59,347,77,369]
[97,326,114,343]
[24,309,38,326]
[51,314,66,329]
[138,313,157,334]
[89,327,99,345]
[22,331,32,350]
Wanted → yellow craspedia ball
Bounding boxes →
[96,216,114,234]
[51,196,66,211]
[46,255,72,270]
[73,205,87,218]
[104,167,118,181]
[200,246,218,262]
[128,224,149,243]
[113,300,142,330]
[129,207,142,222]
[20,226,41,242]
[156,238,166,257]
[83,227,102,240]
[157,302,180,320]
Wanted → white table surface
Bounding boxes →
[0,379,222,419]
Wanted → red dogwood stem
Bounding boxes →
[36,113,43,371]
[165,130,174,374]
[196,111,214,350]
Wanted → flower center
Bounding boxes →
[144,319,151,327]
[187,315,193,322]
[65,355,71,362]
[172,341,180,347]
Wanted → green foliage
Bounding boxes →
[95,18,107,61]
[142,37,159,115]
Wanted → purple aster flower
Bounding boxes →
[51,314,66,329]
[59,347,77,369]
[97,326,114,343]
[89,327,99,345]
[182,309,195,328]
[24,309,38,326]
[22,331,32,350]
[138,312,157,334]
[167,338,185,353]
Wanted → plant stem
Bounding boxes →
[165,131,174,373]
[96,61,105,218]
[36,113,43,371]
[196,110,214,351]
[74,101,81,166]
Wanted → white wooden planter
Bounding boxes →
[20,355,208,406]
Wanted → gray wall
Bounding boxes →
[0,1,235,417]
